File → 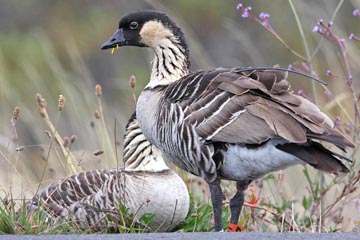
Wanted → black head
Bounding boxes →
[101,10,188,51]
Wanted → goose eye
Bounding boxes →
[129,21,139,30]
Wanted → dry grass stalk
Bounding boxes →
[94,84,116,167]
[35,93,82,174]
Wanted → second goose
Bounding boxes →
[27,113,189,232]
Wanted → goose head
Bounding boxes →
[101,10,190,86]
[101,10,187,50]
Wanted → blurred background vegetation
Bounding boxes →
[0,0,359,232]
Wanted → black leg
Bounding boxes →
[229,181,250,224]
[208,178,223,232]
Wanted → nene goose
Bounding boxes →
[101,10,354,232]
[27,113,189,232]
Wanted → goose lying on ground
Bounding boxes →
[101,10,355,232]
[27,113,189,232]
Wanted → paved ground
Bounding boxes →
[1,233,360,240]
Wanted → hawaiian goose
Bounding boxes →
[27,113,189,232]
[101,11,355,232]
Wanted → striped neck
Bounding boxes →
[123,114,169,171]
[146,38,190,88]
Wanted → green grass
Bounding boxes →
[0,192,229,234]
[175,195,231,232]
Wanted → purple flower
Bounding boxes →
[261,20,270,27]
[349,33,360,42]
[259,12,270,26]
[317,19,324,25]
[297,90,310,100]
[236,3,243,10]
[312,26,320,32]
[323,90,332,99]
[259,12,270,20]
[353,9,360,16]
[339,38,346,49]
[237,3,252,18]
[326,69,338,78]
[328,21,333,27]
[241,11,249,18]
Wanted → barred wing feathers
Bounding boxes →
[161,68,353,176]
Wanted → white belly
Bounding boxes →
[219,140,304,181]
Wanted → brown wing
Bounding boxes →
[166,68,354,149]
[29,169,111,217]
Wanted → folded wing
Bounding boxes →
[165,67,354,152]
